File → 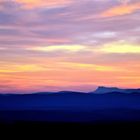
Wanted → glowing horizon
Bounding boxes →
[0,0,140,93]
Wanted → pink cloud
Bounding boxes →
[15,0,73,9]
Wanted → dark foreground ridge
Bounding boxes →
[1,120,140,130]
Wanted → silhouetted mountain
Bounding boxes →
[57,91,85,94]
[32,92,56,94]
[0,87,140,123]
[93,86,140,94]
[31,91,85,95]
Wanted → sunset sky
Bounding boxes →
[0,0,140,93]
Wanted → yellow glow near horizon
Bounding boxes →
[28,45,86,52]
[59,62,122,72]
[100,43,140,53]
[29,43,140,54]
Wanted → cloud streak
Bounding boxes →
[28,45,86,52]
[99,42,140,53]
[100,2,140,17]
[15,0,73,9]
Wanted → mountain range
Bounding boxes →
[0,86,140,123]
[1,86,140,95]
[32,86,140,94]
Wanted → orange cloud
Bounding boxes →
[0,58,140,93]
[100,2,140,17]
[0,65,139,93]
[15,0,72,9]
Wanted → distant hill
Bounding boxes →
[0,87,140,122]
[0,88,140,111]
[93,86,140,94]
[0,86,140,95]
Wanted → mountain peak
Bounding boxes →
[93,86,140,94]
[97,86,119,90]
[94,86,124,94]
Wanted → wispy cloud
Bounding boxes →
[15,0,73,9]
[27,45,86,52]
[100,2,140,17]
[99,42,140,53]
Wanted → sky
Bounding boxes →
[0,0,140,93]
